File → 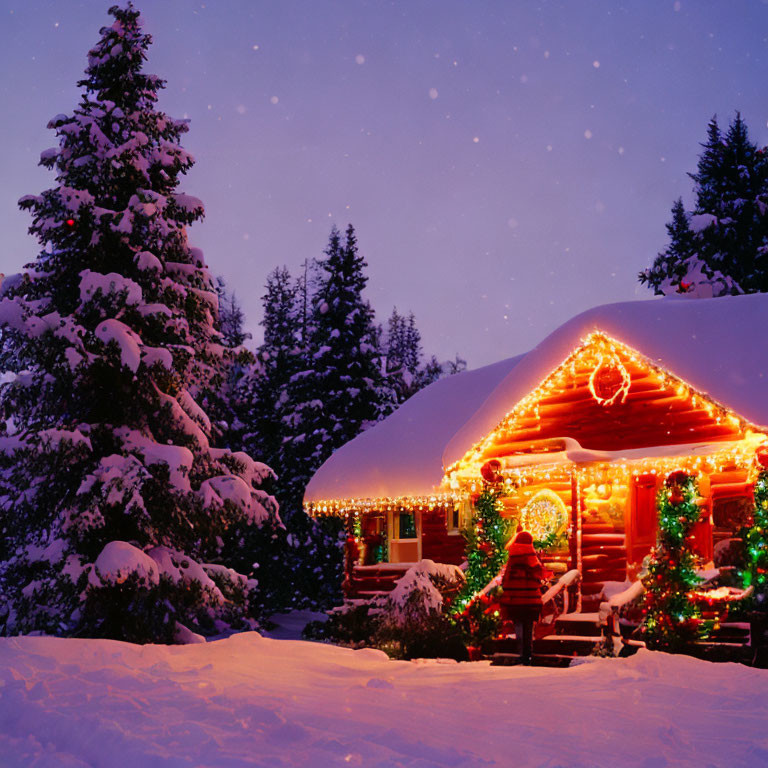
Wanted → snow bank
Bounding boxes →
[1,635,767,767]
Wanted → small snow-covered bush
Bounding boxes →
[374,560,467,660]
[381,560,464,626]
[304,560,468,660]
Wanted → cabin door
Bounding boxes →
[629,474,658,564]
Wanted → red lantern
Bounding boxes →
[756,444,768,469]
[65,218,75,227]
[480,459,503,485]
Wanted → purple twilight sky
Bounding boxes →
[1,1,767,368]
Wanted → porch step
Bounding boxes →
[581,544,626,558]
[345,564,410,598]
[554,612,602,637]
[708,623,751,644]
[581,523,616,534]
[494,633,603,657]
[491,653,574,668]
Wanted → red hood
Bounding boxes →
[506,542,536,557]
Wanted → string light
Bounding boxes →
[445,331,756,485]
[307,332,765,524]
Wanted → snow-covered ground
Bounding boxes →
[1,634,767,768]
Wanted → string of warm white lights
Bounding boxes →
[444,331,754,484]
[306,332,766,519]
[304,492,464,518]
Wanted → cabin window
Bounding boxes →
[447,499,470,534]
[398,512,417,539]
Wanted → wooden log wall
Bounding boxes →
[421,506,466,565]
[475,346,743,460]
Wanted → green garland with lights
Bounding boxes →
[641,472,705,651]
[453,488,513,613]
[739,470,768,601]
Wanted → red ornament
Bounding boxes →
[665,470,690,489]
[65,218,75,227]
[756,444,768,469]
[669,489,684,505]
[480,459,503,485]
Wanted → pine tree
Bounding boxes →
[240,266,299,477]
[385,308,420,404]
[639,198,698,293]
[385,309,455,404]
[235,265,344,611]
[215,276,251,349]
[0,4,278,642]
[278,225,393,514]
[640,114,768,296]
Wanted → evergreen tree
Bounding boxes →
[215,276,251,349]
[738,469,768,606]
[385,309,458,404]
[0,4,278,642]
[640,114,768,295]
[641,472,704,651]
[240,266,299,476]
[385,308,420,404]
[235,265,345,612]
[640,198,698,293]
[278,225,393,514]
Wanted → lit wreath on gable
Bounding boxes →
[588,353,631,407]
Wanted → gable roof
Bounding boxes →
[443,293,768,469]
[305,293,768,504]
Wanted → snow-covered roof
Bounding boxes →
[305,293,768,502]
[304,355,524,500]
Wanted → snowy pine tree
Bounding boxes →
[240,266,299,476]
[641,114,768,296]
[0,4,278,642]
[215,276,251,349]
[385,309,444,404]
[278,225,393,514]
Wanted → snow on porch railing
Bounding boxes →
[538,569,581,625]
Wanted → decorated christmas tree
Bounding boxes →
[455,484,512,610]
[0,3,278,642]
[641,471,704,650]
[739,462,768,604]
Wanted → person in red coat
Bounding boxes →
[499,530,551,665]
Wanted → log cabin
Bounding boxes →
[305,294,768,611]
